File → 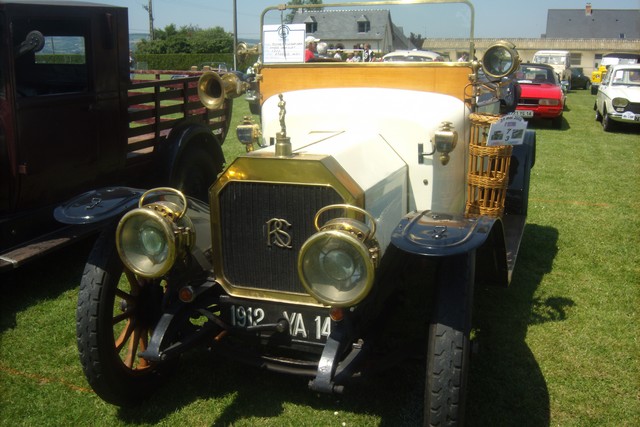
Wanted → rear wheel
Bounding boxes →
[424,253,474,427]
[76,229,177,406]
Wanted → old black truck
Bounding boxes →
[0,0,236,270]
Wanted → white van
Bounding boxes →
[532,50,571,79]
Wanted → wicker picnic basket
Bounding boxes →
[465,113,512,217]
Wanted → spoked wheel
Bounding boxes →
[76,228,177,406]
[424,253,475,427]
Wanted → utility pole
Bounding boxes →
[233,0,238,70]
[143,0,155,40]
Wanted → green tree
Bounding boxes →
[136,24,233,54]
[409,32,425,50]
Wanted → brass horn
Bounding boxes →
[197,71,248,110]
[236,42,260,56]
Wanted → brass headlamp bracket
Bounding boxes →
[313,204,380,267]
[137,187,195,253]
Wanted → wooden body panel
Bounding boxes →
[258,63,472,104]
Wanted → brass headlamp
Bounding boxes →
[481,40,520,80]
[116,188,195,278]
[298,205,380,307]
[236,115,262,152]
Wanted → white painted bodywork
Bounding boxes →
[595,64,640,124]
[259,88,471,222]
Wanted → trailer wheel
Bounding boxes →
[424,253,474,427]
[172,146,223,202]
[76,228,176,406]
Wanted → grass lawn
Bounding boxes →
[1,89,638,426]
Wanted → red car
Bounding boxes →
[515,63,566,128]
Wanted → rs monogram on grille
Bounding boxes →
[265,218,293,248]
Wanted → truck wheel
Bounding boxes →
[76,228,177,406]
[172,146,223,202]
[424,253,474,427]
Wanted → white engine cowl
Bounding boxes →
[259,87,471,241]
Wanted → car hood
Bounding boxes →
[603,85,640,102]
[519,83,563,99]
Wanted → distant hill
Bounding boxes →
[130,33,149,51]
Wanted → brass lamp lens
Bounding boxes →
[116,208,177,278]
[298,230,374,307]
[482,42,519,79]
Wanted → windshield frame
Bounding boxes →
[258,0,475,65]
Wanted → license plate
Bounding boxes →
[515,110,534,118]
[219,295,331,343]
[621,111,639,121]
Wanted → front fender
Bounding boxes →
[54,187,143,225]
[391,211,498,257]
[159,122,225,183]
[391,210,509,287]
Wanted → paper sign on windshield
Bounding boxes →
[487,114,528,146]
[263,24,305,63]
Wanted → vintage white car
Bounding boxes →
[594,64,640,131]
[382,49,445,62]
[59,1,536,426]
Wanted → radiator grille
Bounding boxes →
[218,182,343,294]
[622,102,640,115]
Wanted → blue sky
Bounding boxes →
[100,0,639,39]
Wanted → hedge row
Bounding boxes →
[36,54,85,64]
[133,53,258,72]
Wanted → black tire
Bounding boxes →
[76,228,176,406]
[424,253,475,427]
[602,108,616,132]
[551,115,563,129]
[172,146,223,202]
[595,103,603,122]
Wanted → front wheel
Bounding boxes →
[602,109,617,132]
[76,228,177,406]
[595,103,603,122]
[424,253,475,427]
